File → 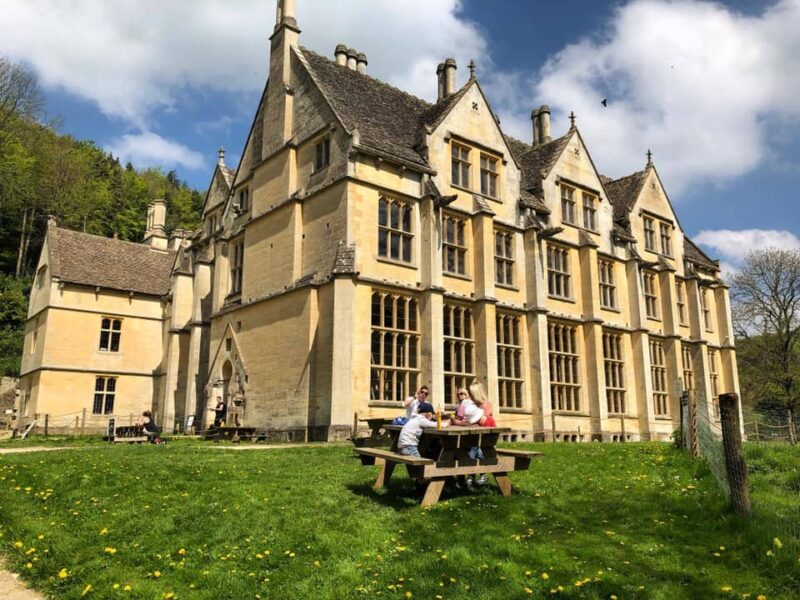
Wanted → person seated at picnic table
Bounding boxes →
[397,401,439,458]
[402,385,430,420]
[470,380,497,427]
[137,411,164,444]
[452,387,488,487]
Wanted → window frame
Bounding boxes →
[230,239,244,296]
[560,184,576,225]
[443,303,475,406]
[708,348,720,419]
[450,142,471,189]
[237,187,249,212]
[547,245,571,300]
[643,270,659,319]
[659,222,672,256]
[643,216,657,252]
[676,280,688,325]
[548,320,581,413]
[494,228,515,287]
[442,212,468,276]
[603,331,626,415]
[377,196,414,264]
[497,312,524,410]
[369,291,420,403]
[598,259,617,309]
[702,289,714,332]
[479,153,499,198]
[99,317,122,353]
[314,136,331,172]
[93,376,116,415]
[582,192,598,231]
[650,338,669,417]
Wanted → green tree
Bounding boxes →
[0,274,30,376]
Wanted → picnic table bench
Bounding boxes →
[354,425,542,506]
[202,426,258,442]
[113,425,148,444]
[352,417,395,447]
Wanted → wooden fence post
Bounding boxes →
[687,393,699,457]
[44,414,49,438]
[74,415,79,435]
[80,408,87,436]
[352,412,358,441]
[719,393,751,516]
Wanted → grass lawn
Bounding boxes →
[0,442,797,599]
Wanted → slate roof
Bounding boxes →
[603,170,648,223]
[505,133,572,197]
[300,48,431,168]
[49,227,176,296]
[684,237,718,269]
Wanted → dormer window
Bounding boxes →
[314,136,331,171]
[659,222,672,256]
[582,193,597,231]
[451,142,470,188]
[561,184,576,225]
[480,154,498,198]
[643,216,657,252]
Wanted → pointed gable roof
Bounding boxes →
[299,48,430,168]
[603,169,649,224]
[684,237,719,270]
[48,227,175,296]
[203,161,236,216]
[505,132,573,197]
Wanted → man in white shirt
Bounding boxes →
[397,402,436,457]
[402,385,430,419]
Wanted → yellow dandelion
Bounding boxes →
[25,563,32,569]
[113,584,120,589]
[99,528,108,536]
[611,596,618,600]
[524,588,533,594]
[178,548,186,556]
[58,568,69,579]
[14,541,23,548]
[164,593,175,599]
[153,570,161,578]
[757,595,767,600]
[541,572,550,580]
[124,585,132,591]
[81,584,92,597]
[104,547,117,555]
[773,538,783,550]
[721,586,733,592]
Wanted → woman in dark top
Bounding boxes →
[214,398,227,427]
[138,411,163,443]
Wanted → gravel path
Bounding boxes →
[0,560,45,600]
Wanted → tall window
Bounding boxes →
[230,240,244,295]
[370,292,419,402]
[682,344,695,396]
[650,338,669,417]
[451,142,470,188]
[676,280,687,325]
[598,259,616,309]
[93,377,116,415]
[314,136,330,171]
[99,318,122,352]
[548,321,581,412]
[480,154,498,198]
[442,213,467,276]
[643,271,659,319]
[659,222,672,256]
[603,331,626,414]
[709,348,720,419]
[582,193,597,231]
[561,184,576,224]
[378,197,413,263]
[494,229,514,286]
[238,188,249,212]
[643,216,656,252]
[497,313,523,409]
[547,245,571,299]
[702,289,713,331]
[36,265,47,289]
[443,304,474,405]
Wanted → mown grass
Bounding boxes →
[0,442,796,599]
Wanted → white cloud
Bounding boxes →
[694,229,800,263]
[0,0,485,127]
[521,0,800,194]
[106,132,205,172]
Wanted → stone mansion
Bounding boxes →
[19,0,739,441]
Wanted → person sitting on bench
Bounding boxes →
[137,411,163,444]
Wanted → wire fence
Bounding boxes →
[683,393,799,573]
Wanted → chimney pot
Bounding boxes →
[346,48,358,71]
[443,58,457,97]
[436,63,445,101]
[538,104,552,143]
[356,53,368,75]
[531,109,540,146]
[334,44,347,66]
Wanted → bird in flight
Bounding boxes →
[601,98,608,107]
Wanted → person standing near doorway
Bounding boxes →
[214,397,227,428]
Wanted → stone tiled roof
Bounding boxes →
[506,133,572,197]
[49,227,175,296]
[603,170,648,223]
[300,48,431,168]
[684,237,718,269]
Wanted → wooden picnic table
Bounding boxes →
[352,417,395,447]
[355,424,541,506]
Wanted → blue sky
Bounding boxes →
[2,0,799,270]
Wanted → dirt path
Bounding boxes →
[0,447,72,455]
[0,560,45,600]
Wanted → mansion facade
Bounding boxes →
[19,0,739,441]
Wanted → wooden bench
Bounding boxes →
[354,447,434,494]
[496,448,544,470]
[203,426,258,442]
[351,417,394,448]
[113,425,148,444]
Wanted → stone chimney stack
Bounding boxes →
[436,63,445,101]
[356,53,368,75]
[274,0,297,30]
[346,48,357,70]
[443,58,457,97]
[144,200,168,250]
[334,44,347,66]
[538,105,552,143]
[531,108,540,146]
[264,0,301,155]
[168,228,189,251]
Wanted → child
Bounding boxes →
[397,402,437,457]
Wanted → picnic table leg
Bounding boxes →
[373,460,396,490]
[420,478,446,507]
[494,473,513,497]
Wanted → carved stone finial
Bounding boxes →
[218,146,225,166]
[468,60,476,79]
[569,111,576,129]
